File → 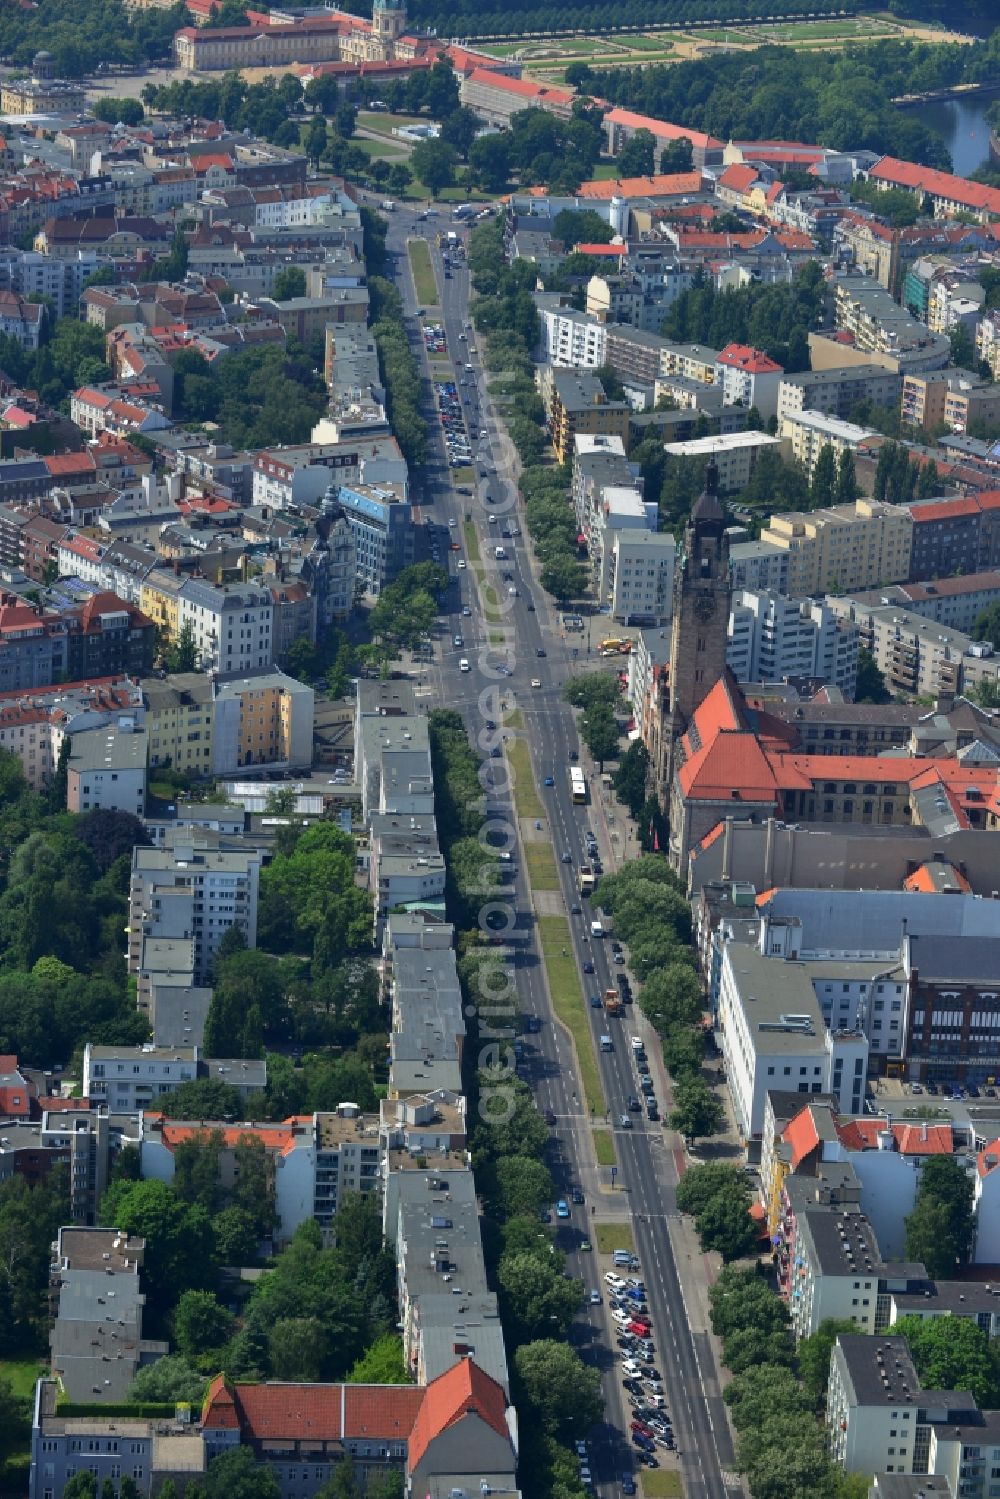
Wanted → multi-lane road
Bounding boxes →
[380,198,742,1499]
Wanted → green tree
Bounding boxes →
[173,1290,235,1359]
[92,96,144,126]
[660,136,694,173]
[616,127,656,178]
[854,647,890,705]
[272,266,307,301]
[204,1446,280,1499]
[670,1077,724,1144]
[493,1155,553,1220]
[835,448,858,506]
[346,1334,411,1385]
[497,1250,583,1345]
[551,208,613,250]
[439,105,481,159]
[162,1079,244,1121]
[661,1024,704,1079]
[213,1206,261,1267]
[893,1314,1000,1409]
[972,602,1000,650]
[410,138,458,195]
[798,1319,859,1408]
[612,738,649,818]
[905,1155,975,1277]
[581,704,619,770]
[268,1316,330,1381]
[676,1161,748,1219]
[513,1340,602,1439]
[99,1178,217,1315]
[809,443,838,510]
[128,1354,206,1405]
[63,1477,97,1499]
[468,133,511,193]
[166,619,198,673]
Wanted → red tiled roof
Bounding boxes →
[718,164,758,192]
[678,730,781,801]
[465,68,573,106]
[147,1114,312,1157]
[603,107,721,153]
[717,342,782,374]
[979,1139,1000,1178]
[408,1360,509,1473]
[839,1118,952,1155]
[783,1106,821,1169]
[578,171,702,202]
[903,862,970,894]
[574,242,626,256]
[871,155,1000,218]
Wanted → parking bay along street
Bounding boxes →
[384,200,742,1499]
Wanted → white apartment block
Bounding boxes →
[664,431,783,494]
[537,302,606,369]
[827,1336,923,1478]
[825,595,999,701]
[778,408,877,481]
[717,944,869,1140]
[177,579,273,675]
[761,499,913,597]
[83,1044,199,1112]
[128,839,262,984]
[610,530,675,626]
[726,588,859,694]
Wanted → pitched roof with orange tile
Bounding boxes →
[718,163,759,193]
[577,171,703,202]
[716,343,783,375]
[871,155,1000,218]
[603,107,721,153]
[979,1139,1000,1178]
[465,68,573,107]
[407,1360,509,1473]
[146,1114,312,1157]
[783,1106,821,1169]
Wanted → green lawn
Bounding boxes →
[357,110,426,133]
[408,238,439,308]
[593,1127,616,1167]
[590,163,622,180]
[523,841,560,891]
[506,739,544,820]
[640,1473,682,1499]
[537,913,605,1114]
[504,707,523,730]
[0,1359,46,1398]
[451,465,474,488]
[462,520,481,563]
[595,1220,634,1254]
[354,137,407,160]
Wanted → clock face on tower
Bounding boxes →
[694,591,716,621]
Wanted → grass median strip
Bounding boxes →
[592,1127,616,1167]
[408,238,438,308]
[537,913,604,1115]
[504,707,523,730]
[462,520,480,563]
[595,1221,633,1255]
[523,841,559,891]
[639,1473,681,1499]
[506,739,543,820]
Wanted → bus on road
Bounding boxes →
[570,767,588,804]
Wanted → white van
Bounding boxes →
[494,545,506,560]
[459,658,470,672]
[591,920,605,938]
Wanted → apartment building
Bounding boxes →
[536,298,606,369]
[128,837,262,983]
[335,479,413,594]
[49,1227,164,1404]
[760,498,913,596]
[850,572,1000,635]
[729,538,789,593]
[82,1044,265,1114]
[776,364,903,425]
[210,668,314,775]
[826,595,999,699]
[901,368,1000,435]
[905,492,1000,582]
[716,943,869,1140]
[609,530,676,625]
[66,721,147,817]
[828,1334,968,1480]
[713,343,784,421]
[832,274,951,372]
[175,578,273,676]
[663,431,783,493]
[779,409,877,481]
[726,588,859,695]
[659,342,721,385]
[538,368,630,466]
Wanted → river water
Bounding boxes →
[919,93,998,176]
